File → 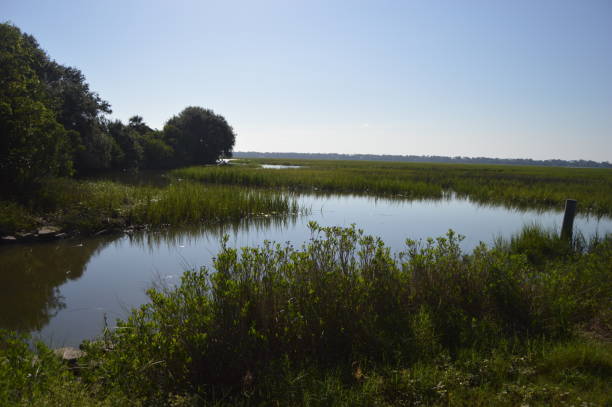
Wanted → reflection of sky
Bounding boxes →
[36,195,612,346]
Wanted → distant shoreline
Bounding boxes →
[234,151,612,168]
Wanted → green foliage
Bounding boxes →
[0,23,74,194]
[174,159,612,216]
[1,225,610,405]
[163,106,236,166]
[0,330,132,406]
[0,201,37,235]
[9,177,301,234]
[140,132,175,169]
[1,22,237,188]
[105,119,144,169]
[77,224,611,404]
[39,57,112,172]
[0,22,113,176]
[504,224,570,265]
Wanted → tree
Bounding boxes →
[43,62,112,171]
[105,119,144,169]
[0,23,73,194]
[140,132,175,169]
[128,115,152,135]
[1,22,114,178]
[163,107,235,166]
[18,27,112,172]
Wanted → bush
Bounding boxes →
[79,224,612,404]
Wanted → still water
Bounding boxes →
[1,193,611,346]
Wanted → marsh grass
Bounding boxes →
[69,223,611,405]
[0,177,303,235]
[174,159,612,215]
[0,201,37,235]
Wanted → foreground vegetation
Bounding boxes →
[175,159,612,216]
[2,224,610,405]
[0,177,300,236]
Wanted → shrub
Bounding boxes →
[80,224,612,403]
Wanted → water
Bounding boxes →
[1,193,611,347]
[261,164,302,169]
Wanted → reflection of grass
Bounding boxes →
[0,178,302,235]
[174,159,612,216]
[2,224,611,405]
[127,212,301,251]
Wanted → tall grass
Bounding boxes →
[0,177,303,235]
[174,159,612,215]
[72,223,611,405]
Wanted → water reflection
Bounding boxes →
[127,213,300,252]
[0,235,117,331]
[0,214,300,336]
[1,193,610,346]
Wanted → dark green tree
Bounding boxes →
[17,27,113,171]
[163,107,235,165]
[126,115,176,169]
[140,131,175,169]
[105,119,144,169]
[0,23,73,194]
[128,115,152,135]
[44,63,113,171]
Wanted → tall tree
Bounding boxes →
[105,118,144,169]
[17,25,113,171]
[44,62,113,170]
[0,23,73,194]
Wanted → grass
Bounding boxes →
[3,158,610,235]
[4,223,606,405]
[1,158,611,404]
[0,177,303,235]
[174,159,612,216]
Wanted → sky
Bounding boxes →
[2,0,611,161]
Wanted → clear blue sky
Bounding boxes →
[2,0,611,161]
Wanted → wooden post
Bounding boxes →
[561,199,577,240]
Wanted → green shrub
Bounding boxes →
[79,224,612,404]
[0,330,130,406]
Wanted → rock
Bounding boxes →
[1,236,17,242]
[54,347,85,363]
[16,232,34,240]
[55,232,69,239]
[37,226,61,237]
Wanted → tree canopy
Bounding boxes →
[164,107,235,166]
[0,22,236,195]
[0,23,73,193]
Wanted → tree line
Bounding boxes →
[234,152,612,168]
[1,23,235,196]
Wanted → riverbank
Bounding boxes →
[3,160,611,241]
[2,224,610,405]
[0,176,302,242]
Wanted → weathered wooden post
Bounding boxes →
[560,199,577,240]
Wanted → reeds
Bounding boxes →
[1,177,303,235]
[174,159,612,215]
